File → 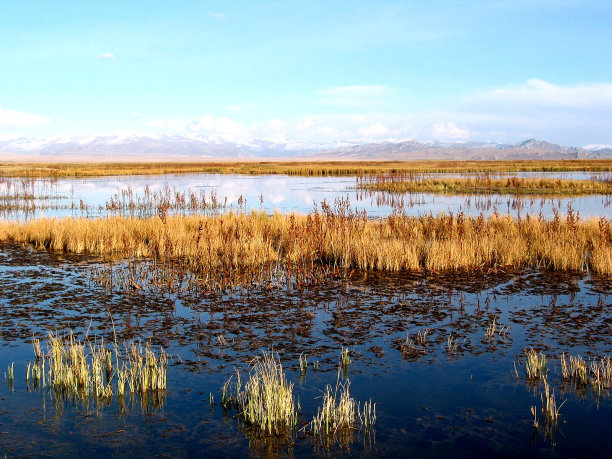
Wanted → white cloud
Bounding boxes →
[0,107,52,126]
[431,122,471,140]
[462,79,612,110]
[148,115,254,144]
[143,80,612,146]
[208,12,228,20]
[317,85,397,108]
[130,112,142,117]
[100,52,117,59]
[359,122,389,139]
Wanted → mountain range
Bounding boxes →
[1,133,611,161]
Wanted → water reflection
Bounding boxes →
[0,242,611,456]
[0,172,610,220]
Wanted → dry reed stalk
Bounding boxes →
[222,353,297,435]
[525,349,547,380]
[2,160,610,178]
[0,206,609,288]
[359,173,612,195]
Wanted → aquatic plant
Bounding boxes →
[26,331,167,401]
[222,353,297,436]
[311,376,377,449]
[525,349,547,380]
[358,172,612,195]
[340,348,351,369]
[591,356,612,392]
[560,353,588,385]
[299,353,308,375]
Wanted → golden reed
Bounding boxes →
[0,208,610,277]
[1,159,611,178]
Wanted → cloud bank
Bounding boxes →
[0,107,52,127]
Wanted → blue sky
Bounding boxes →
[1,0,611,146]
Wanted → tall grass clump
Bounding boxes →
[27,331,167,404]
[222,353,297,436]
[525,349,547,380]
[311,376,376,449]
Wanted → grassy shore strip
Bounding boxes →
[358,175,612,195]
[0,159,612,178]
[0,210,610,275]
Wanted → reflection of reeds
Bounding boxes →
[358,173,612,195]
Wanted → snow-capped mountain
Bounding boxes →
[1,133,611,160]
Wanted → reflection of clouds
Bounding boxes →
[10,173,611,220]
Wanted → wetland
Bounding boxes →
[0,167,611,457]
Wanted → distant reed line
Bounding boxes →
[0,205,609,279]
[358,173,612,195]
[0,159,611,178]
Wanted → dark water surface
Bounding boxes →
[0,243,611,457]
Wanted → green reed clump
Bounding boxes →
[27,332,167,401]
[222,353,297,436]
[560,353,612,393]
[560,353,588,385]
[311,376,377,449]
[525,349,547,380]
[340,348,351,369]
[591,356,612,392]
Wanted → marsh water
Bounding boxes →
[1,171,611,220]
[0,172,611,457]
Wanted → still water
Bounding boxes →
[1,172,611,220]
[0,243,610,457]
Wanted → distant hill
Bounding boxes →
[311,138,611,160]
[1,133,611,161]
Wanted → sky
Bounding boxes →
[1,0,611,147]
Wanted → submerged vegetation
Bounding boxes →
[0,159,611,178]
[357,172,612,195]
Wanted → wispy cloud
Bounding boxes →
[100,52,117,60]
[461,79,612,110]
[316,85,397,108]
[208,12,228,20]
[143,80,612,146]
[0,107,52,127]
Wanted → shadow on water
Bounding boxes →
[0,242,611,456]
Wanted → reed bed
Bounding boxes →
[561,353,612,393]
[357,173,612,195]
[0,202,610,291]
[1,159,611,178]
[25,332,167,402]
